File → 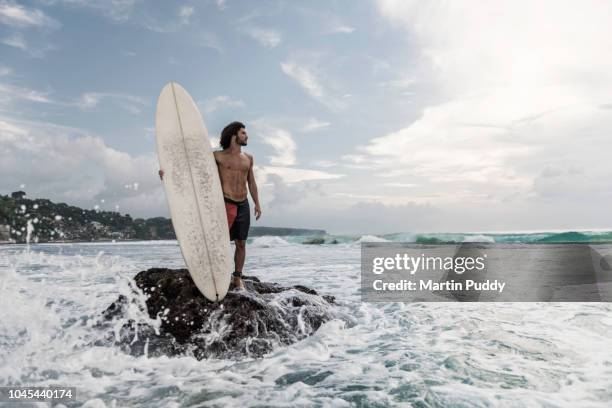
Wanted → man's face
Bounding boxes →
[235,128,248,146]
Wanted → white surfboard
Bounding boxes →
[155,82,232,302]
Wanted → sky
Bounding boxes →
[1,0,612,234]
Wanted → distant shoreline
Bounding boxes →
[1,191,326,244]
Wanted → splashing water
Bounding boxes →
[25,219,34,245]
[0,240,611,407]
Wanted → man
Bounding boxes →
[159,121,262,291]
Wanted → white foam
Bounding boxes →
[355,235,389,243]
[249,236,291,248]
[1,241,611,407]
[463,234,495,243]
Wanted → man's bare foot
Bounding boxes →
[231,276,246,291]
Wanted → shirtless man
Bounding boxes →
[159,121,262,291]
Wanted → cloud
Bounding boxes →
[353,0,612,213]
[0,111,344,225]
[383,182,418,188]
[280,53,346,110]
[257,124,297,166]
[243,27,281,48]
[0,65,11,76]
[201,95,245,113]
[379,75,415,90]
[531,164,611,200]
[312,160,335,168]
[331,25,354,34]
[0,81,53,105]
[255,165,343,184]
[140,18,182,33]
[265,174,324,208]
[2,33,26,49]
[253,179,438,234]
[0,117,166,217]
[45,0,183,33]
[0,1,59,28]
[301,118,330,132]
[178,5,194,25]
[196,32,223,53]
[76,92,148,114]
[1,33,56,57]
[280,61,324,99]
[40,0,140,23]
[0,82,147,114]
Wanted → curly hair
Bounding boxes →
[219,121,245,150]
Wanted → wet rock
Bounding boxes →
[96,268,336,360]
[302,237,325,245]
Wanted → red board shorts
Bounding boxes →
[224,197,250,241]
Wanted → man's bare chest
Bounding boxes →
[216,155,250,172]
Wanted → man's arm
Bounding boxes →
[247,154,262,220]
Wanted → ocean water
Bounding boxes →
[1,236,611,407]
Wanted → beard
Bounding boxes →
[239,140,248,146]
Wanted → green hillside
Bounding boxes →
[0,191,325,243]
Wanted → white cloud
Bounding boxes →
[196,32,223,53]
[144,126,155,139]
[0,65,11,76]
[0,1,59,28]
[340,154,367,165]
[383,182,418,188]
[41,0,139,23]
[264,174,325,208]
[0,117,166,217]
[280,61,324,99]
[2,33,26,49]
[1,33,55,57]
[201,95,245,113]
[252,177,437,234]
[312,160,335,168]
[379,75,415,89]
[331,25,354,34]
[301,118,330,132]
[255,165,343,184]
[0,83,147,114]
[76,92,147,114]
[280,53,346,110]
[356,0,612,214]
[244,27,281,48]
[178,5,194,25]
[0,81,53,104]
[256,124,297,166]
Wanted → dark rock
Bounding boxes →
[302,237,325,245]
[95,268,336,360]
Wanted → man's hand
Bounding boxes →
[254,204,262,220]
[158,169,164,180]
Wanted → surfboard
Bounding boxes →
[155,82,232,302]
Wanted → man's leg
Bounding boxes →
[234,239,246,273]
[229,199,250,291]
[232,239,246,290]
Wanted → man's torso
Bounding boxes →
[213,151,251,202]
